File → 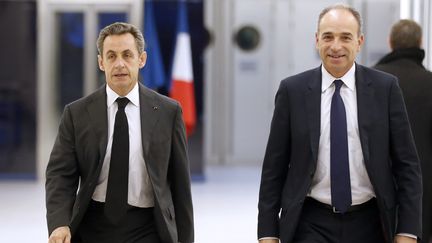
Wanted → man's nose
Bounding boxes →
[330,39,342,51]
[114,58,126,68]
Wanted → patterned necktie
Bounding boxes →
[105,97,130,223]
[330,80,352,213]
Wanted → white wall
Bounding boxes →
[204,0,401,166]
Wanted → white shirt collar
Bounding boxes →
[106,82,140,108]
[321,63,356,92]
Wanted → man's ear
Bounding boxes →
[98,55,104,71]
[139,51,147,68]
[357,34,364,52]
[388,37,393,51]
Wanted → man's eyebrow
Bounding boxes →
[105,50,116,55]
[320,32,354,37]
[321,32,333,36]
[104,49,135,56]
[341,32,354,36]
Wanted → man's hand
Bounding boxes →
[394,235,417,243]
[259,240,279,243]
[48,226,71,243]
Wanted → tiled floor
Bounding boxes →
[0,165,262,243]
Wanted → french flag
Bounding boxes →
[170,0,196,136]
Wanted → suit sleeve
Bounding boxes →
[169,104,194,243]
[45,105,79,235]
[258,81,291,239]
[388,80,423,237]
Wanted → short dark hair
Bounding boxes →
[390,19,422,50]
[96,22,145,56]
[317,3,363,36]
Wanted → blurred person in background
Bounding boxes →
[258,4,422,243]
[375,19,432,243]
[45,22,194,243]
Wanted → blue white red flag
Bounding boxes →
[170,0,196,136]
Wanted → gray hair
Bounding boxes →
[317,3,363,36]
[96,22,146,56]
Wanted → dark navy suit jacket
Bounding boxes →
[258,64,422,243]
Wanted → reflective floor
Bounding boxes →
[0,165,261,243]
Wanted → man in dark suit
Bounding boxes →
[46,22,194,243]
[258,4,422,243]
[375,19,432,243]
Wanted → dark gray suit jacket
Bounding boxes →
[258,64,422,243]
[46,83,194,243]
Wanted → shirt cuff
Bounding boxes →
[397,233,417,239]
[258,237,279,240]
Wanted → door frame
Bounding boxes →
[37,0,143,180]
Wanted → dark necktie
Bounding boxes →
[105,97,130,223]
[330,80,352,213]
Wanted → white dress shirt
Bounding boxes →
[308,64,375,205]
[92,83,155,208]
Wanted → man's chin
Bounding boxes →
[112,76,131,82]
[108,81,134,94]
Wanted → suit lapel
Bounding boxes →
[305,67,322,165]
[138,83,160,160]
[355,64,373,163]
[86,86,109,162]
[85,84,160,169]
